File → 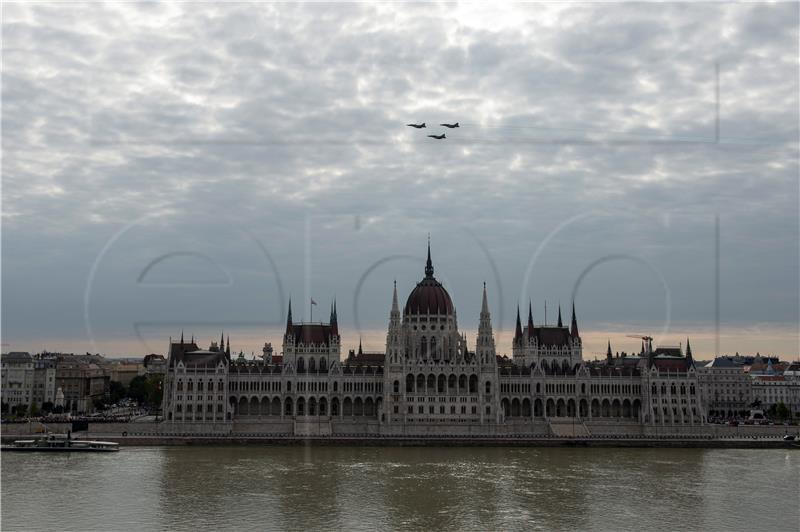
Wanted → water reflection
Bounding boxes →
[3,447,798,531]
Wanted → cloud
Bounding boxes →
[2,3,798,357]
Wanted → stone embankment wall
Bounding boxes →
[73,420,800,442]
[1,422,72,435]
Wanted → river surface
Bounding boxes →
[2,446,799,531]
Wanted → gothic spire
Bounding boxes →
[527,300,534,334]
[481,282,489,314]
[331,299,339,335]
[686,338,693,363]
[607,340,613,361]
[557,305,563,328]
[358,337,363,355]
[392,280,399,313]
[425,235,434,278]
[226,335,230,358]
[286,299,293,335]
[570,301,579,337]
[514,305,523,341]
[180,330,184,345]
[220,331,224,353]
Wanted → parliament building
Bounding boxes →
[161,244,706,436]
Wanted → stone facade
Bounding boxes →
[1,352,35,409]
[698,356,753,418]
[161,244,707,433]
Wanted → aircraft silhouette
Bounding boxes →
[406,123,426,128]
[440,123,459,128]
[427,133,446,139]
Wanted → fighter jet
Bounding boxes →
[440,123,459,128]
[427,133,446,139]
[406,123,426,128]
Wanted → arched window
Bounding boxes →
[319,358,327,371]
[406,374,414,393]
[333,381,338,392]
[485,381,491,394]
[308,357,316,372]
[469,375,478,394]
[393,380,399,393]
[297,357,305,372]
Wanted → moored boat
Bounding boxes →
[1,433,119,452]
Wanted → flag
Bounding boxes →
[311,298,317,306]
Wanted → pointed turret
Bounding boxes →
[358,338,363,356]
[557,305,563,328]
[685,338,693,366]
[220,331,224,353]
[514,305,523,342]
[180,330,184,345]
[392,280,399,315]
[425,235,434,278]
[331,299,339,336]
[606,340,613,362]
[285,299,293,335]
[527,301,534,335]
[226,335,231,359]
[570,302,579,337]
[476,283,496,365]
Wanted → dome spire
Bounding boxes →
[425,234,434,278]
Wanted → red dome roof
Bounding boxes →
[404,277,454,316]
[404,239,454,316]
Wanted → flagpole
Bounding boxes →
[310,298,313,323]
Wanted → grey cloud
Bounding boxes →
[1,3,797,357]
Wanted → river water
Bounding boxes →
[2,446,798,531]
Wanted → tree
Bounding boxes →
[13,404,29,417]
[29,402,40,417]
[1,402,8,415]
[128,375,148,404]
[42,401,54,414]
[774,401,791,420]
[109,381,127,405]
[145,375,164,407]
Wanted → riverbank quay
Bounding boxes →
[3,433,797,449]
[3,421,798,448]
[8,436,799,449]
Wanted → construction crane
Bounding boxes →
[627,335,653,355]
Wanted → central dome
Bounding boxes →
[404,242,454,316]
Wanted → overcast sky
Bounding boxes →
[2,3,798,359]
